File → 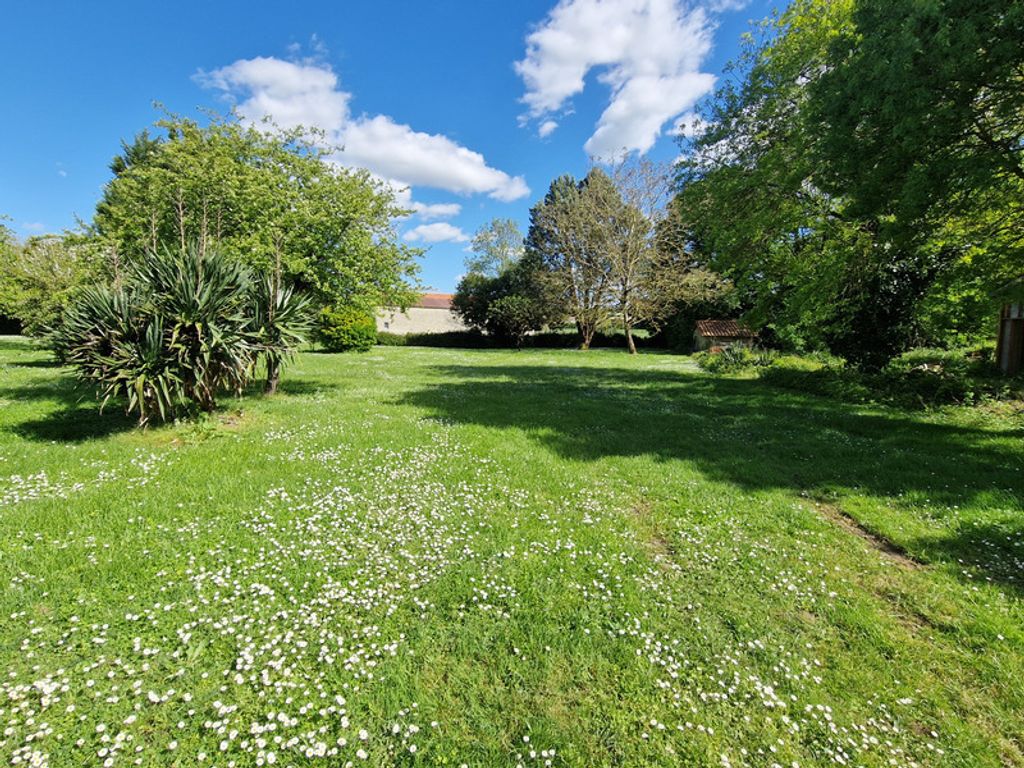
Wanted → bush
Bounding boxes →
[318,306,377,352]
[884,347,971,377]
[376,331,408,347]
[695,346,775,373]
[249,276,314,393]
[759,347,1020,408]
[403,330,493,348]
[525,329,657,350]
[53,245,256,425]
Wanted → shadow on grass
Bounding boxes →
[2,379,138,442]
[6,359,60,369]
[911,522,1024,593]
[4,370,342,442]
[400,363,1024,591]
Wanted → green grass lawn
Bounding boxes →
[1,336,1022,767]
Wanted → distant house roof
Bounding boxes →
[414,293,454,310]
[695,319,755,338]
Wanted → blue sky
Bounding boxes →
[1,0,773,292]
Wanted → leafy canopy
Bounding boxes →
[93,113,420,312]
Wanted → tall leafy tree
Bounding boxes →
[526,172,616,349]
[809,0,1024,319]
[810,0,1024,231]
[600,158,691,354]
[0,233,105,337]
[453,228,559,345]
[674,0,941,367]
[93,114,420,313]
[465,218,524,278]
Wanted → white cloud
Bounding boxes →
[387,181,462,221]
[199,57,529,202]
[411,201,463,220]
[675,111,708,139]
[708,0,749,11]
[516,0,717,158]
[538,119,559,138]
[198,57,349,134]
[342,116,528,201]
[404,222,471,244]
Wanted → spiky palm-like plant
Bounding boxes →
[54,245,258,425]
[248,274,314,394]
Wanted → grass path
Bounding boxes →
[1,337,1022,767]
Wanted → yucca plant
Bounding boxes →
[52,285,186,423]
[248,274,314,394]
[55,245,258,425]
[136,245,255,411]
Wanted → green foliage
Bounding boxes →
[0,234,105,337]
[672,0,1017,368]
[52,245,257,424]
[759,347,1019,408]
[453,231,560,347]
[249,275,315,392]
[524,173,612,348]
[695,346,776,374]
[92,114,420,312]
[397,330,492,348]
[465,218,523,278]
[317,306,377,353]
[809,0,1024,235]
[375,331,409,347]
[485,295,544,348]
[372,329,659,350]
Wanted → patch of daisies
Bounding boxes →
[1,419,944,767]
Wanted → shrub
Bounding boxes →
[376,331,408,346]
[486,295,544,348]
[884,347,970,377]
[317,306,377,352]
[402,330,492,348]
[758,347,1020,408]
[695,346,775,373]
[53,246,256,424]
[249,276,314,393]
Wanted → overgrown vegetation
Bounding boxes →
[671,0,1023,368]
[695,344,1022,409]
[0,113,425,419]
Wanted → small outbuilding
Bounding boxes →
[996,302,1024,375]
[693,319,756,351]
[994,277,1024,375]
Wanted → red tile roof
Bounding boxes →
[695,319,755,338]
[415,293,454,310]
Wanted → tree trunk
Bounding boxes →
[624,312,637,355]
[580,323,594,350]
[265,360,280,395]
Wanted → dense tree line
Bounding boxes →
[672,0,1023,368]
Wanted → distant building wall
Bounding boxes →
[376,307,468,335]
[694,333,754,352]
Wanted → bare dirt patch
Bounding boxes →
[812,500,924,569]
[630,499,679,573]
